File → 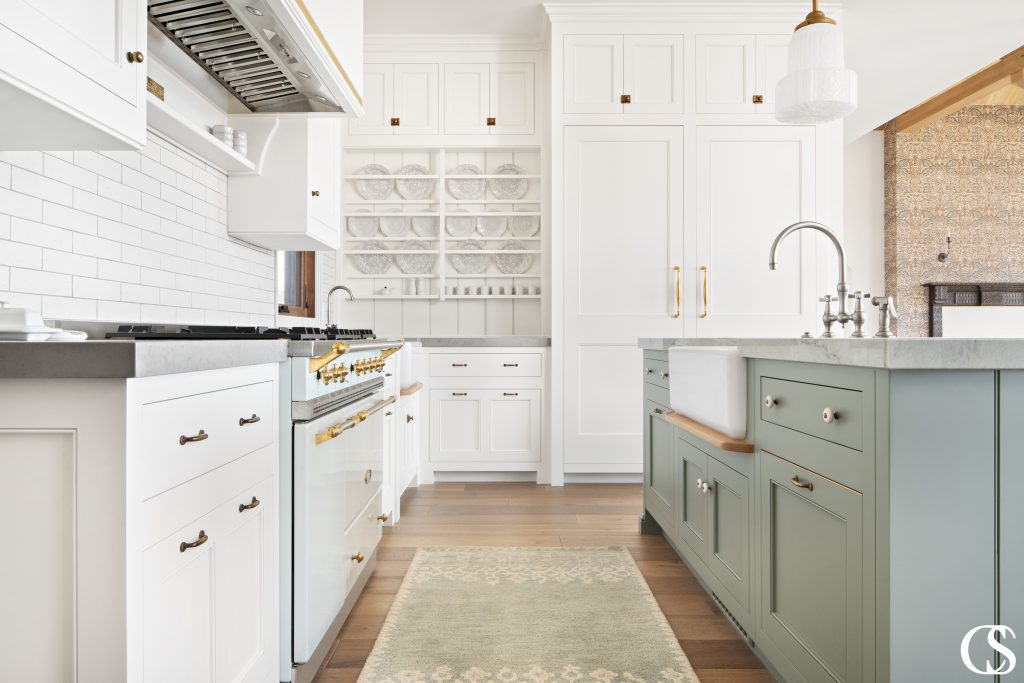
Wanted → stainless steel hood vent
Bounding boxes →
[148,0,343,113]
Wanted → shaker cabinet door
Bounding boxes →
[622,35,685,113]
[644,400,676,534]
[394,63,439,135]
[444,63,490,135]
[307,117,341,234]
[695,35,756,113]
[349,64,395,135]
[754,35,791,113]
[706,456,752,620]
[489,62,535,135]
[430,389,486,463]
[675,438,709,563]
[563,34,624,113]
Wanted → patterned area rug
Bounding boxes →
[358,547,699,683]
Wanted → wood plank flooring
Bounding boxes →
[312,483,774,682]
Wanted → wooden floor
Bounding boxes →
[312,483,774,683]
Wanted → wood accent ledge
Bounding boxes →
[665,411,754,454]
[400,381,423,397]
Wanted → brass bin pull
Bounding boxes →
[452,392,468,397]
[790,475,814,492]
[315,395,397,445]
[503,392,519,397]
[700,265,709,319]
[239,496,260,513]
[673,265,681,318]
[239,414,260,426]
[179,430,208,446]
[180,530,208,553]
[452,363,468,367]
[503,363,519,367]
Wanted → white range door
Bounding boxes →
[563,126,684,473]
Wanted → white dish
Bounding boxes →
[347,209,379,237]
[395,240,436,274]
[395,164,436,200]
[510,207,540,237]
[447,164,485,200]
[489,163,529,200]
[353,164,394,200]
[379,215,409,237]
[494,240,533,274]
[412,215,439,237]
[445,209,475,237]
[449,240,490,274]
[351,240,393,274]
[45,329,87,342]
[0,326,61,341]
[476,209,507,237]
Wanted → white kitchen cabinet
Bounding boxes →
[348,63,439,136]
[444,62,536,135]
[695,34,790,113]
[429,388,541,465]
[399,390,421,492]
[431,389,486,462]
[228,114,343,251]
[489,63,536,135]
[564,34,683,114]
[0,0,147,150]
[695,125,817,337]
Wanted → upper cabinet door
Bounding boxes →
[622,35,685,114]
[393,63,439,135]
[563,34,624,113]
[307,117,341,235]
[695,35,756,113]
[755,35,791,113]
[489,63,535,135]
[444,63,490,135]
[695,126,817,337]
[349,64,394,136]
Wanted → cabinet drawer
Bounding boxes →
[345,490,384,592]
[760,376,864,451]
[643,358,671,389]
[429,352,542,377]
[141,382,274,499]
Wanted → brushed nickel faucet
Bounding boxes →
[326,285,355,327]
[769,221,857,338]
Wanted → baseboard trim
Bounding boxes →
[433,471,539,483]
[564,473,643,484]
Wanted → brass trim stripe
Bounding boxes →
[294,0,363,107]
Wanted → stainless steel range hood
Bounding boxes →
[148,0,345,113]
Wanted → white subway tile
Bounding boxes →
[72,276,120,300]
[0,161,10,188]
[250,313,275,326]
[140,303,177,323]
[72,233,121,261]
[44,155,98,193]
[48,151,74,162]
[121,245,162,270]
[97,259,140,284]
[141,268,175,288]
[191,198,220,221]
[0,152,43,174]
[139,139,163,162]
[10,217,72,251]
[0,239,42,268]
[0,186,44,221]
[206,189,227,210]
[43,249,97,277]
[0,266,8,291]
[140,156,176,185]
[192,230,219,250]
[121,283,160,304]
[190,292,219,310]
[99,150,141,171]
[160,288,191,307]
[11,268,72,296]
[0,215,9,239]
[141,193,176,219]
[72,188,121,221]
[42,295,97,321]
[97,300,141,322]
[160,148,193,176]
[43,202,98,235]
[97,217,141,246]
[12,168,73,206]
[0,291,41,311]
[160,183,192,210]
[74,151,121,181]
[97,177,141,208]
[121,167,161,197]
[176,207,205,230]
[192,166,219,191]
[177,242,205,262]
[159,218,192,242]
[140,230,177,255]
[176,173,206,199]
[160,253,193,275]
[121,205,161,233]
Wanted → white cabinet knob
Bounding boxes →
[700,481,712,494]
[822,407,839,424]
[764,395,778,408]
[695,478,703,491]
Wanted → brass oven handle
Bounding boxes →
[673,265,681,318]
[314,395,397,445]
[180,530,208,553]
[790,475,814,491]
[239,496,260,513]
[308,341,350,373]
[700,265,709,319]
[239,414,260,426]
[179,430,208,445]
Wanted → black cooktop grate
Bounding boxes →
[105,325,375,341]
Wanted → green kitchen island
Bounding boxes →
[639,337,1024,683]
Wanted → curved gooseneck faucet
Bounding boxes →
[326,285,355,327]
[769,221,852,335]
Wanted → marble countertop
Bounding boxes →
[405,336,551,347]
[639,337,1024,369]
[0,340,289,378]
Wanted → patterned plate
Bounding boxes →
[353,164,394,200]
[412,215,439,237]
[449,240,490,274]
[380,215,409,237]
[489,164,529,200]
[476,209,507,237]
[347,209,379,237]
[396,164,436,200]
[445,209,475,237]
[447,164,485,200]
[395,240,437,274]
[351,240,392,274]
[494,240,533,274]
[509,207,540,237]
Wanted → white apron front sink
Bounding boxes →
[668,346,747,439]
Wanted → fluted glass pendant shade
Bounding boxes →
[775,3,857,124]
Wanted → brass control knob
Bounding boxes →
[377,513,389,522]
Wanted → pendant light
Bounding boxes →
[775,0,857,124]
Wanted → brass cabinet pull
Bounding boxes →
[452,363,468,367]
[351,551,366,563]
[239,414,260,426]
[126,50,145,64]
[503,363,519,367]
[407,414,414,423]
[790,475,814,491]
[363,469,372,484]
[239,496,260,513]
[753,94,764,104]
[179,429,208,445]
[452,392,468,396]
[700,265,709,319]
[503,392,519,397]
[822,407,839,424]
[311,190,321,197]
[621,94,631,104]
[764,395,778,408]
[180,530,208,553]
[390,117,400,126]
[673,265,681,318]
[377,514,389,522]
[486,117,496,126]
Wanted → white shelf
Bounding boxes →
[446,249,540,254]
[147,96,256,174]
[363,295,439,300]
[445,274,542,278]
[347,249,440,254]
[447,200,540,205]
[444,295,541,300]
[346,273,439,279]
[347,199,440,205]
[343,235,441,242]
[344,174,441,180]
[344,212,440,217]
[446,174,540,179]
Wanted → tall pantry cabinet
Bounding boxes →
[547,4,843,482]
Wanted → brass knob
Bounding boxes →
[486,117,496,126]
[363,469,372,484]
[377,513,389,522]
[620,94,631,103]
[126,50,145,64]
[351,551,365,563]
[311,190,320,197]
[390,117,400,126]
[753,94,765,104]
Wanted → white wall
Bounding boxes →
[844,0,1024,142]
[842,131,885,299]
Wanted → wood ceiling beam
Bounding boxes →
[891,45,1024,134]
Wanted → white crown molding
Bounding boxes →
[543,1,841,23]
[364,34,547,53]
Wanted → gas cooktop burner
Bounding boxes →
[105,325,376,341]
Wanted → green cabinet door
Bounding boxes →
[644,400,676,535]
[760,450,863,683]
[1001,372,1024,682]
[675,437,709,564]
[707,456,752,622]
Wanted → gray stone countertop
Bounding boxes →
[639,337,1024,370]
[0,340,289,378]
[405,336,551,347]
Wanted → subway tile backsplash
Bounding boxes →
[0,135,277,325]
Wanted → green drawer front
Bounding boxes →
[760,376,864,451]
[644,358,671,390]
[645,383,670,408]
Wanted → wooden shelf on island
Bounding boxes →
[665,411,754,454]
